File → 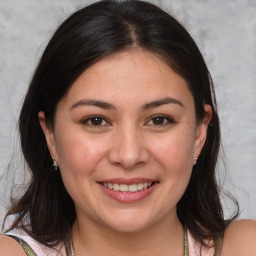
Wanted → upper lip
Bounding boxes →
[97,177,158,185]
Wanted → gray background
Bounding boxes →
[0,0,256,228]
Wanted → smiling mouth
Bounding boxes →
[99,182,156,193]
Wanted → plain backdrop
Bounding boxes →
[0,0,256,228]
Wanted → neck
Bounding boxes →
[72,213,184,256]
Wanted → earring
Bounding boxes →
[194,157,198,165]
[52,158,58,170]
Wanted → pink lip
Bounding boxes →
[98,180,159,203]
[97,177,157,185]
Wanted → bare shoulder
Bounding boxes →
[221,219,256,256]
[0,235,27,256]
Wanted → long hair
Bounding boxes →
[4,0,238,251]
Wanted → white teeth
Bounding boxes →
[137,183,144,190]
[120,184,128,192]
[103,182,154,192]
[113,184,119,191]
[128,184,138,192]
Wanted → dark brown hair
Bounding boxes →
[4,0,238,251]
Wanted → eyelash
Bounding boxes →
[82,115,110,127]
[146,115,175,127]
[81,115,174,127]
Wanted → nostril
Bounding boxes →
[107,138,150,170]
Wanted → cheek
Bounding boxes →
[54,133,110,205]
[157,136,194,197]
[55,133,107,176]
[150,129,195,169]
[149,128,195,197]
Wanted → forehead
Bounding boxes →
[58,50,194,109]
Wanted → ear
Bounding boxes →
[38,111,59,164]
[193,104,212,160]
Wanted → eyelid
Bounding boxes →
[81,115,111,126]
[146,114,175,126]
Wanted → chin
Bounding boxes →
[99,210,156,234]
[107,221,149,234]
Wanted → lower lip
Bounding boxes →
[99,183,158,203]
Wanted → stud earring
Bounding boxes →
[194,157,198,165]
[52,158,58,170]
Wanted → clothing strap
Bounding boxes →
[214,233,224,256]
[5,232,223,256]
[6,234,38,256]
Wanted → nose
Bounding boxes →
[108,126,150,170]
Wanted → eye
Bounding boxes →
[147,115,174,127]
[82,116,110,127]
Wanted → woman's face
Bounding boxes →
[39,50,211,233]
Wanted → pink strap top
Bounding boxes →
[187,230,216,256]
[5,228,219,256]
[5,228,64,256]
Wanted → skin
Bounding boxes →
[40,50,211,256]
[1,50,255,256]
[1,220,255,256]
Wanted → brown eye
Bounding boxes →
[83,116,109,126]
[147,115,174,127]
[152,116,165,125]
[90,117,103,126]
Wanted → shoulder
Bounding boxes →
[0,235,27,256]
[221,219,256,256]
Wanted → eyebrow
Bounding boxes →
[141,97,184,110]
[70,97,183,111]
[70,99,117,110]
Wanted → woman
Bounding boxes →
[0,0,255,255]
